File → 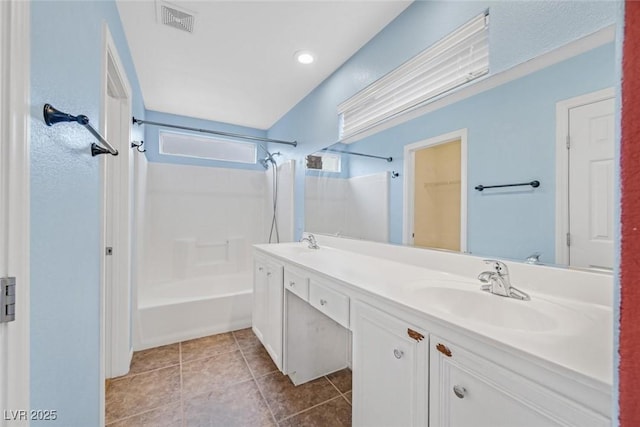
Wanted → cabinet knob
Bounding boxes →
[258,267,264,271]
[320,299,327,306]
[453,385,467,399]
[267,272,272,276]
[289,281,295,287]
[393,349,404,359]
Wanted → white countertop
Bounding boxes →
[254,242,613,392]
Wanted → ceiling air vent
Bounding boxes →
[157,1,195,33]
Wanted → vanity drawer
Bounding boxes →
[284,267,309,301]
[309,280,350,328]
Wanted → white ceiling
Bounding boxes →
[116,0,412,130]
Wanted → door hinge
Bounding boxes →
[566,232,571,247]
[1,277,16,323]
[566,135,571,149]
[106,247,113,256]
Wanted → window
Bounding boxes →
[338,11,489,141]
[306,152,342,173]
[159,131,257,164]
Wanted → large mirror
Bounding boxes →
[305,35,616,270]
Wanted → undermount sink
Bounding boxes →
[411,285,558,332]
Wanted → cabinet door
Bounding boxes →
[264,262,284,370]
[352,301,428,427]
[429,336,609,427]
[252,259,268,344]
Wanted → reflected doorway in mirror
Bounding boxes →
[403,129,468,252]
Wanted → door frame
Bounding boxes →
[0,1,30,422]
[554,87,615,265]
[99,21,133,411]
[402,129,468,251]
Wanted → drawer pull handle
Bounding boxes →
[320,299,327,306]
[436,343,452,357]
[407,328,425,342]
[393,349,404,359]
[453,385,466,399]
[289,281,295,287]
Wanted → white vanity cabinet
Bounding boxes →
[352,301,428,427]
[429,335,609,427]
[254,243,612,427]
[252,254,284,370]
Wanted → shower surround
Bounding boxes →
[135,161,293,349]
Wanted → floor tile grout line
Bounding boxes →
[341,392,352,406]
[325,374,343,395]
[105,400,183,426]
[106,365,183,425]
[234,332,280,427]
[277,394,347,424]
[325,374,353,404]
[180,345,242,365]
[113,362,181,381]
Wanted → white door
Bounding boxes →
[352,301,428,427]
[0,1,30,425]
[568,98,615,269]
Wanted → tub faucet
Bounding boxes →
[478,260,530,301]
[300,233,319,249]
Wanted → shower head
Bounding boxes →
[259,146,281,169]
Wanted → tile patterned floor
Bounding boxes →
[106,328,352,427]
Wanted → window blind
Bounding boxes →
[338,11,489,141]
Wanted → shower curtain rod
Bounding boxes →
[132,117,298,147]
[322,148,392,162]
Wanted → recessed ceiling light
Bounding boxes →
[295,50,315,65]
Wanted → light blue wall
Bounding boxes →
[345,43,615,262]
[144,110,268,171]
[267,0,618,242]
[30,1,144,425]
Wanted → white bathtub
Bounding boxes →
[136,273,253,350]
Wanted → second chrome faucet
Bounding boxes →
[478,260,530,301]
[300,233,320,249]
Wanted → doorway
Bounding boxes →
[556,88,615,269]
[403,129,467,251]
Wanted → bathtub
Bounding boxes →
[136,272,253,350]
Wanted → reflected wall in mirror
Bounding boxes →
[305,147,391,243]
[304,31,616,270]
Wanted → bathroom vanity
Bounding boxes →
[252,235,612,427]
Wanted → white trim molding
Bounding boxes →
[554,87,615,266]
[403,129,468,252]
[100,21,133,425]
[0,1,31,424]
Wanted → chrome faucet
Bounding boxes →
[300,233,319,249]
[478,260,530,301]
[525,252,542,265]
